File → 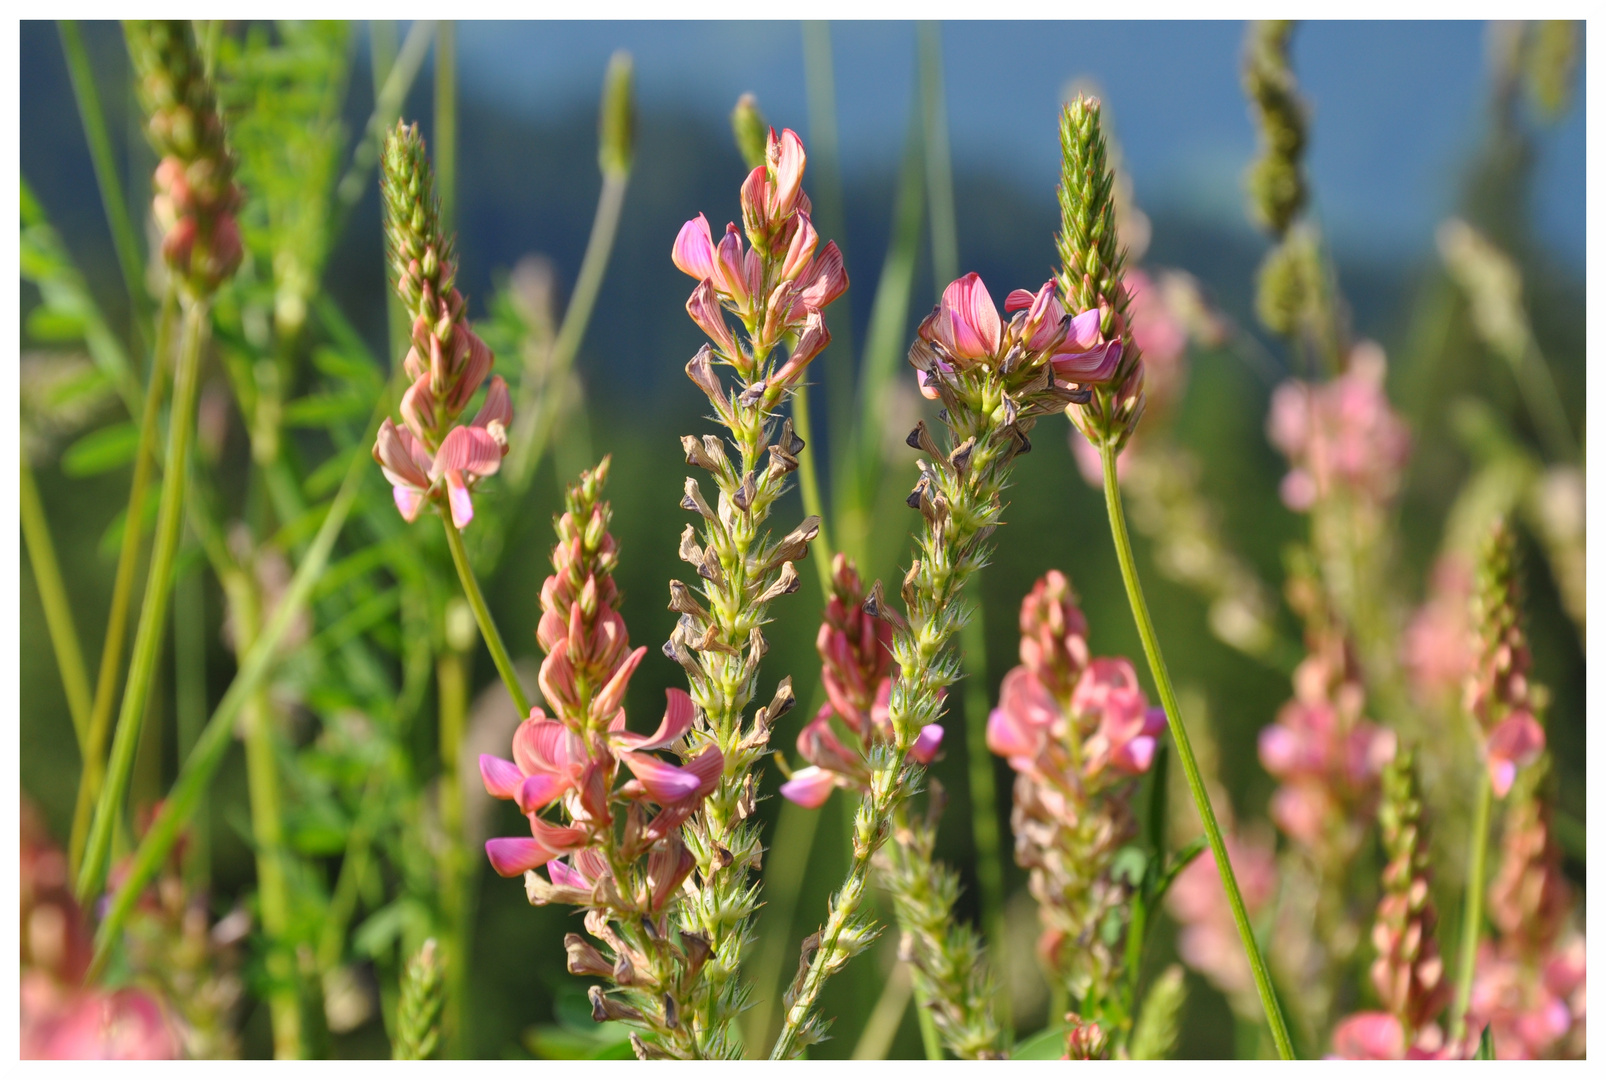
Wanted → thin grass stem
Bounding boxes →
[1098,440,1295,1060]
[21,458,94,751]
[440,518,531,718]
[1451,771,1493,1042]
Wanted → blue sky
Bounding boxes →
[455,20,1585,266]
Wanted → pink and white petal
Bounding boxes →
[526,814,590,853]
[444,470,474,529]
[908,723,944,764]
[612,687,695,751]
[779,766,838,809]
[545,858,589,890]
[592,645,648,719]
[672,213,717,280]
[473,374,513,429]
[434,425,505,480]
[515,772,570,814]
[619,752,703,803]
[485,837,555,878]
[392,484,426,523]
[479,754,524,800]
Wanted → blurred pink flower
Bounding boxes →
[1167,830,1279,999]
[1402,554,1475,704]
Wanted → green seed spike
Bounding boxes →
[393,938,446,1060]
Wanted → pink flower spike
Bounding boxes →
[909,724,944,764]
[619,752,703,803]
[933,272,1002,360]
[612,688,696,751]
[1330,1012,1406,1060]
[780,766,838,809]
[485,837,555,878]
[515,772,569,814]
[672,213,716,280]
[1485,711,1545,797]
[479,754,523,800]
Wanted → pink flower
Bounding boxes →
[1485,710,1545,797]
[924,272,1002,362]
[779,765,839,810]
[672,212,717,280]
[373,417,435,522]
[1071,658,1165,778]
[1403,555,1474,704]
[1167,830,1278,998]
[1330,1012,1405,1060]
[986,667,1059,770]
[21,980,179,1060]
[1049,307,1122,383]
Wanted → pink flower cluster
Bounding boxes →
[780,555,941,809]
[373,266,511,529]
[1267,342,1410,513]
[912,274,1121,405]
[988,571,1164,793]
[480,461,720,914]
[672,127,846,398]
[1258,641,1394,851]
[1402,554,1475,705]
[21,801,179,1060]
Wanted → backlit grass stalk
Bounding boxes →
[1061,91,1295,1058]
[70,284,178,877]
[20,458,94,750]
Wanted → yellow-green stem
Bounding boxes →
[787,379,834,602]
[436,649,470,1058]
[745,792,823,1053]
[71,285,178,877]
[1451,771,1493,1042]
[440,517,530,717]
[172,560,209,888]
[78,298,207,903]
[433,22,456,234]
[21,458,94,749]
[1098,440,1295,1060]
[244,670,302,1056]
[958,596,1006,1032]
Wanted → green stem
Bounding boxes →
[958,595,1006,1019]
[508,173,628,495]
[744,791,821,1053]
[917,21,958,288]
[852,961,915,1060]
[1451,771,1493,1042]
[88,373,397,980]
[917,1003,943,1060]
[58,20,149,345]
[1098,441,1295,1060]
[333,20,436,225]
[71,285,178,878]
[319,770,387,972]
[433,22,456,234]
[21,457,94,750]
[172,557,209,889]
[1514,338,1578,464]
[77,298,208,903]
[787,379,834,602]
[436,649,470,1059]
[440,518,531,717]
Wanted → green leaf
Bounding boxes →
[284,799,352,856]
[1011,1024,1066,1060]
[284,390,372,428]
[311,345,384,391]
[98,485,161,560]
[1153,837,1209,905]
[353,897,430,959]
[43,365,115,413]
[1475,1025,1495,1060]
[61,421,138,476]
[26,305,88,342]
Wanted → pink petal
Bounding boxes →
[672,213,716,280]
[939,272,1002,360]
[1050,340,1121,383]
[1486,711,1545,797]
[1004,288,1038,312]
[516,772,570,814]
[398,375,438,445]
[434,425,505,480]
[512,715,574,776]
[1063,308,1103,351]
[779,766,838,809]
[473,374,513,429]
[908,724,944,764]
[987,706,1037,760]
[1330,1012,1405,1060]
[681,745,725,797]
[619,752,703,803]
[771,127,807,216]
[545,857,589,890]
[612,688,695,751]
[796,241,847,313]
[392,484,425,523]
[592,646,648,719]
[445,470,474,528]
[373,417,432,488]
[527,814,590,853]
[485,837,554,878]
[479,754,523,800]
[1113,734,1156,774]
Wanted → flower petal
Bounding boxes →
[939,272,1002,360]
[619,751,703,803]
[516,772,570,814]
[672,213,716,280]
[479,754,523,800]
[434,425,504,481]
[779,766,838,809]
[612,688,695,751]
[527,814,590,853]
[473,374,513,429]
[908,724,944,764]
[485,837,555,878]
[592,645,648,719]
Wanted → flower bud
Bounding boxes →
[597,51,635,180]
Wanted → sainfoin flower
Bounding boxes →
[1267,341,1410,512]
[780,555,941,809]
[372,121,513,530]
[1402,554,1475,706]
[988,571,1165,1001]
[911,274,1120,405]
[1166,829,1279,1003]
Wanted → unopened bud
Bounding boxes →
[598,51,635,179]
[731,93,769,171]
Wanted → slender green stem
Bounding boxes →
[917,1002,943,1060]
[436,649,470,1059]
[958,602,1005,1016]
[508,173,628,495]
[333,20,436,224]
[21,458,94,750]
[744,787,823,1052]
[433,22,456,234]
[440,518,531,717]
[319,770,387,972]
[58,20,149,345]
[852,961,915,1060]
[71,285,178,878]
[1514,338,1578,464]
[787,379,834,602]
[917,21,958,289]
[1451,771,1493,1042]
[77,298,208,903]
[172,557,209,889]
[1098,441,1295,1060]
[89,374,398,980]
